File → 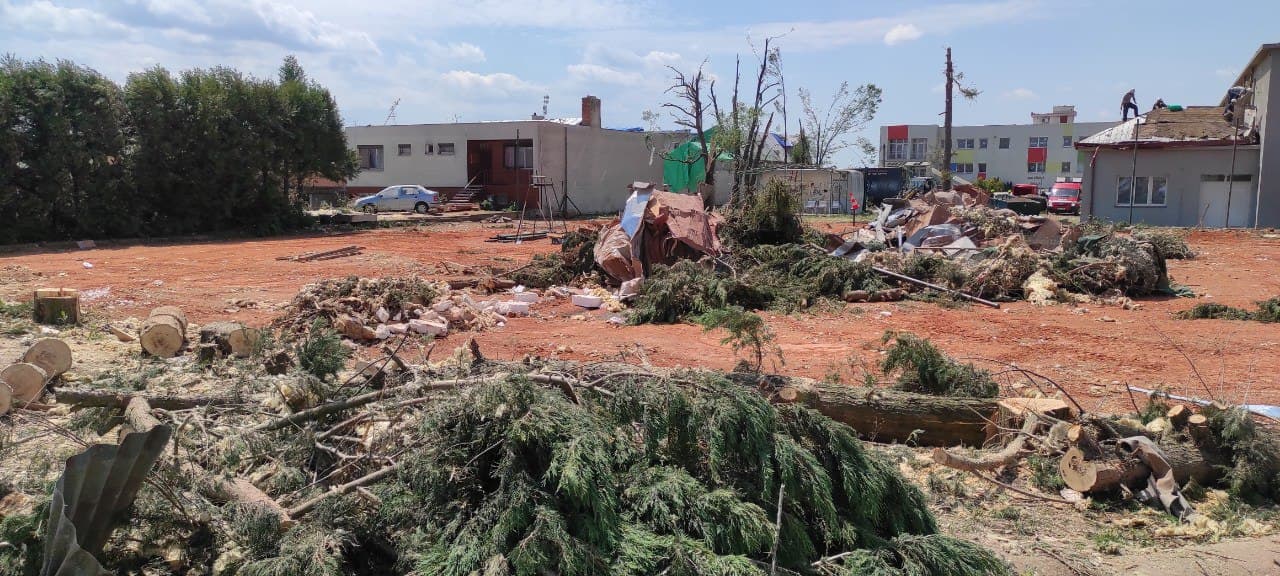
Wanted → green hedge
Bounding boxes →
[0,55,356,243]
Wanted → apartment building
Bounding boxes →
[878,106,1116,190]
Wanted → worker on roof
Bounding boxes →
[1152,98,1167,111]
[1122,89,1140,121]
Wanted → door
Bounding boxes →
[1199,179,1253,227]
[397,186,417,210]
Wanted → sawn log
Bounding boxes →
[770,377,999,447]
[1060,440,1225,494]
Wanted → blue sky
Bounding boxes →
[2,0,1276,166]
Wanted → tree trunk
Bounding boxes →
[141,306,188,357]
[21,337,73,378]
[0,362,49,403]
[769,376,998,447]
[32,288,79,324]
[123,397,293,524]
[198,321,258,358]
[1059,440,1224,494]
[55,387,240,410]
[943,47,954,192]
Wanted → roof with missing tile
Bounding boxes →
[1077,106,1241,148]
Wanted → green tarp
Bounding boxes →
[662,128,732,192]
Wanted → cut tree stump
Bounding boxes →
[769,378,999,447]
[20,337,72,378]
[32,288,79,324]
[1059,440,1224,494]
[1167,405,1191,428]
[198,321,258,358]
[0,363,49,403]
[141,306,188,357]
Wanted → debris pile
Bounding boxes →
[275,276,554,341]
[1175,296,1280,323]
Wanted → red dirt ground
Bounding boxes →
[3,221,1279,411]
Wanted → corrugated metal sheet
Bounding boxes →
[40,425,171,576]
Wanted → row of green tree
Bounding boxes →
[0,55,356,244]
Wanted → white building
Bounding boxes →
[1076,43,1280,228]
[877,106,1116,189]
[343,96,692,214]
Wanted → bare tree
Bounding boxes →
[942,47,980,190]
[661,62,722,207]
[712,36,785,206]
[797,81,882,168]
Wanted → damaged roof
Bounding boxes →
[1076,106,1241,149]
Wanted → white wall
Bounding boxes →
[1082,146,1259,227]
[345,122,544,188]
[537,124,684,215]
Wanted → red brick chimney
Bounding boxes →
[581,95,601,129]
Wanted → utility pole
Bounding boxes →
[943,47,954,191]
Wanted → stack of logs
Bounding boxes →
[0,337,73,414]
[1059,405,1222,495]
[138,305,258,360]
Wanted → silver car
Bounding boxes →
[353,185,439,214]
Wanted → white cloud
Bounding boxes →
[567,63,642,85]
[251,1,379,53]
[414,40,486,63]
[883,23,922,46]
[1,0,131,36]
[440,70,542,95]
[1004,87,1037,100]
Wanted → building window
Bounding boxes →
[956,138,975,149]
[1060,115,1069,123]
[357,145,384,171]
[910,138,928,160]
[999,137,1010,149]
[504,141,534,169]
[425,143,434,155]
[398,143,412,156]
[1117,176,1168,206]
[979,138,988,149]
[953,163,974,173]
[887,139,907,160]
[977,162,987,173]
[1029,136,1048,148]
[1027,162,1045,173]
[1061,161,1071,172]
[438,142,456,156]
[1062,136,1073,148]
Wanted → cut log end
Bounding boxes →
[21,337,72,378]
[0,363,50,403]
[776,387,799,402]
[141,320,185,357]
[1167,405,1190,428]
[1060,446,1100,493]
[33,288,80,324]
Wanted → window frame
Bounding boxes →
[1116,175,1168,207]
[956,138,975,150]
[887,139,908,160]
[357,145,384,171]
[1060,161,1071,172]
[398,143,412,156]
[977,162,987,173]
[909,137,928,160]
[1062,136,1073,148]
[998,137,1010,149]
[1027,161,1045,173]
[504,142,534,169]
[979,138,988,149]
[1029,136,1048,148]
[438,142,456,156]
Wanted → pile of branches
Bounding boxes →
[509,228,603,288]
[880,332,999,398]
[274,276,443,335]
[1049,233,1174,296]
[0,354,1012,575]
[1175,296,1280,323]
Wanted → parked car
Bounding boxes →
[354,185,439,214]
[1046,182,1082,215]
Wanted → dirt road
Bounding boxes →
[3,222,1278,410]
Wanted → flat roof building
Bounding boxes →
[878,106,1116,190]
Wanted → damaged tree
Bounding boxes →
[798,81,882,168]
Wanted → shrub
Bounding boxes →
[880,332,999,398]
[296,318,349,380]
[722,179,804,247]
